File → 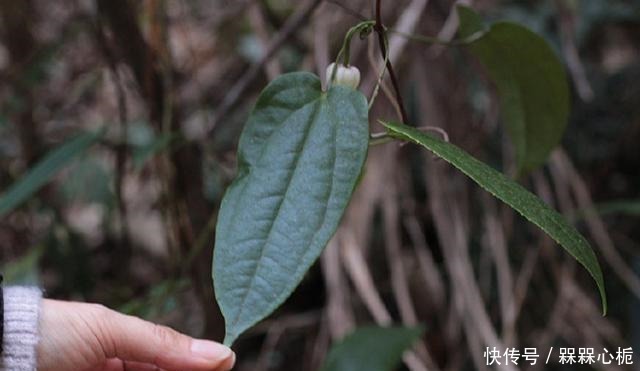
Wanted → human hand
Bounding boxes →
[37,299,235,371]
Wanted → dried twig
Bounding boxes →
[248,2,281,80]
[341,231,392,324]
[551,150,640,299]
[429,0,472,56]
[340,231,429,371]
[373,0,410,124]
[321,234,356,340]
[366,35,401,117]
[94,18,131,250]
[554,0,594,101]
[426,162,515,371]
[404,215,446,311]
[324,0,367,21]
[206,0,323,134]
[481,193,516,346]
[383,171,440,370]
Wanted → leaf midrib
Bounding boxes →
[229,97,325,331]
[294,94,341,277]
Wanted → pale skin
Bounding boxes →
[37,300,235,371]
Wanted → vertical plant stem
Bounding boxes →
[374,0,409,124]
[94,18,131,253]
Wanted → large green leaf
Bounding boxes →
[0,130,104,216]
[321,326,424,371]
[213,72,369,345]
[381,121,607,313]
[458,5,570,174]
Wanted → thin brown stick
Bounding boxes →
[341,232,392,325]
[248,2,281,80]
[404,215,446,310]
[429,0,472,57]
[366,36,403,120]
[324,0,367,20]
[321,234,355,340]
[94,17,131,251]
[480,193,516,346]
[374,0,409,124]
[554,0,594,101]
[530,267,574,371]
[254,327,284,371]
[382,175,440,370]
[426,162,516,371]
[340,231,429,371]
[308,314,331,370]
[552,150,640,299]
[206,0,323,134]
[313,8,331,86]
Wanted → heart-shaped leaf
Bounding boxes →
[321,326,424,371]
[381,120,607,314]
[213,72,369,345]
[458,5,570,175]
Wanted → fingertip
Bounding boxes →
[220,351,236,371]
[190,339,233,364]
[212,351,235,371]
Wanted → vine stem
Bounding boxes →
[388,28,487,46]
[374,0,409,124]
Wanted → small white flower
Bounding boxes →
[325,62,361,90]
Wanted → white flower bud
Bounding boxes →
[325,62,361,90]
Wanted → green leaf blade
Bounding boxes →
[321,326,424,371]
[214,72,369,345]
[0,130,104,217]
[458,6,570,174]
[382,121,607,314]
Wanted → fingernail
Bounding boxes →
[190,340,233,362]
[223,352,236,371]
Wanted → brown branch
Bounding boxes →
[249,2,282,80]
[321,235,355,340]
[96,0,165,123]
[374,0,409,124]
[93,17,131,252]
[340,231,429,371]
[205,0,323,135]
[0,1,43,165]
[554,0,594,101]
[324,0,367,21]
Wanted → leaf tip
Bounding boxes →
[223,332,237,347]
[600,287,608,316]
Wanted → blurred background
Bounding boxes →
[1,0,640,370]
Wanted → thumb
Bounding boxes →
[101,307,235,371]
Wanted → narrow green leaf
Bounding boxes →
[381,121,607,314]
[213,72,369,345]
[458,5,570,174]
[0,130,104,216]
[321,326,424,371]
